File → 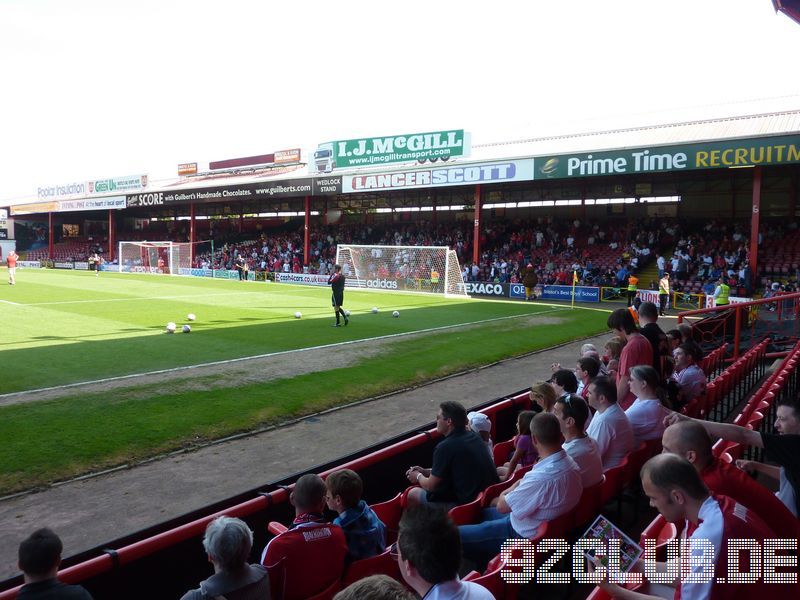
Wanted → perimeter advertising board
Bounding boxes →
[126,179,313,207]
[533,134,800,180]
[275,273,329,286]
[465,282,509,297]
[510,283,600,302]
[312,130,470,173]
[341,160,534,193]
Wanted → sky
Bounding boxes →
[0,0,798,204]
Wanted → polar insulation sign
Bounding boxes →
[312,130,470,172]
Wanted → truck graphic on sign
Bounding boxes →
[313,143,335,173]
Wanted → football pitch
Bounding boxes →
[0,269,608,493]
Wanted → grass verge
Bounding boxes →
[0,309,606,494]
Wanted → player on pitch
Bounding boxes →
[7,249,19,285]
[328,264,349,327]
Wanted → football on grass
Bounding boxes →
[294,311,302,319]
[166,322,176,333]
[344,310,351,317]
[182,324,191,333]
[392,310,400,318]
[187,313,196,321]
[371,307,379,314]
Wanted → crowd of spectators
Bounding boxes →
[19,216,800,298]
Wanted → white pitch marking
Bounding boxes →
[0,307,567,402]
[0,299,22,306]
[25,291,266,306]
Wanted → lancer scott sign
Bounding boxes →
[534,134,800,180]
[313,130,470,172]
[342,160,534,193]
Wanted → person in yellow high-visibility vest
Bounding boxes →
[658,273,670,316]
[627,273,639,307]
[430,268,440,292]
[713,276,730,306]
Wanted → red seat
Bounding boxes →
[262,523,348,600]
[448,495,484,526]
[639,514,679,562]
[480,465,533,508]
[573,476,605,530]
[371,492,403,545]
[600,457,628,506]
[341,548,401,587]
[463,552,518,599]
[493,438,515,467]
[545,510,574,538]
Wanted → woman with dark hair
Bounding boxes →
[625,364,669,445]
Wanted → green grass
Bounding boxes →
[0,269,608,493]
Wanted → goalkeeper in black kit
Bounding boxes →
[328,264,349,327]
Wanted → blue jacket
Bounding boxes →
[334,500,386,561]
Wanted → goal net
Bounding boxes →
[118,241,194,275]
[335,244,467,297]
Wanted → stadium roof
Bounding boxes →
[470,109,800,162]
[773,0,800,26]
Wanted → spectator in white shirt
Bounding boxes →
[395,505,494,600]
[575,356,601,399]
[458,413,582,566]
[585,377,634,471]
[554,395,604,487]
[625,365,669,444]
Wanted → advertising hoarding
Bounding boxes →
[312,130,470,173]
[341,160,534,193]
[533,134,800,180]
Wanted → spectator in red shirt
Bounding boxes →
[661,420,800,539]
[607,308,653,410]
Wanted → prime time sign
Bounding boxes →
[534,134,800,180]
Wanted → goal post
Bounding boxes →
[118,241,198,275]
[334,244,468,297]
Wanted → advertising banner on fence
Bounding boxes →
[637,290,660,305]
[177,267,254,280]
[53,261,75,269]
[511,283,600,302]
[126,178,314,207]
[341,160,534,193]
[705,296,752,308]
[533,134,800,180]
[466,282,509,298]
[312,130,470,173]
[276,272,332,286]
[58,196,127,212]
[17,261,41,269]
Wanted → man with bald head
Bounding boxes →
[661,421,800,538]
[596,454,794,600]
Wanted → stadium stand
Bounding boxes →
[4,244,800,600]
